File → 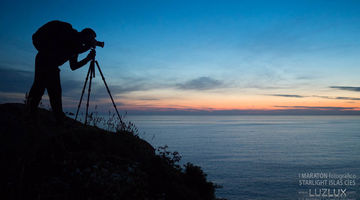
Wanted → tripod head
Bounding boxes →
[88,47,98,67]
[89,39,104,60]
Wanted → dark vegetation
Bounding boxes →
[0,103,221,200]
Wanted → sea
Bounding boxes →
[104,115,360,200]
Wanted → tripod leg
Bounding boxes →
[75,66,91,121]
[85,61,95,125]
[95,61,124,125]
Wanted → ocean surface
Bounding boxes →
[111,115,360,200]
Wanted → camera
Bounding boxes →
[94,40,104,48]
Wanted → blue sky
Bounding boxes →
[1,0,360,114]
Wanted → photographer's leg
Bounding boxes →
[47,68,65,124]
[28,79,45,116]
[27,54,46,118]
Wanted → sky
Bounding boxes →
[1,0,360,114]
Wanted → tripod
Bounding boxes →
[75,49,122,125]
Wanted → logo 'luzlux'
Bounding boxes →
[308,188,346,197]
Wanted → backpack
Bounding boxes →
[32,20,78,52]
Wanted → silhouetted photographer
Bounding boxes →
[28,20,103,125]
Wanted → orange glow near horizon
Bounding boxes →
[91,89,360,111]
[3,90,359,112]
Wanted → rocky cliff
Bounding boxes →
[0,103,219,200]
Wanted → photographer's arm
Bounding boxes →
[69,50,96,71]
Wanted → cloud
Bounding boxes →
[296,75,316,80]
[269,94,360,101]
[176,76,224,90]
[0,67,86,94]
[274,106,357,111]
[0,67,106,104]
[335,97,360,101]
[89,83,152,100]
[112,84,150,94]
[0,67,34,93]
[330,86,360,92]
[0,92,27,103]
[269,94,305,98]
[60,79,87,95]
[313,95,360,101]
[136,97,160,101]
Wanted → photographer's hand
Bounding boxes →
[86,49,96,60]
[69,49,96,71]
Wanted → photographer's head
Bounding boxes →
[80,28,104,48]
[80,28,97,47]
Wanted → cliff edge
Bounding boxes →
[0,103,219,200]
